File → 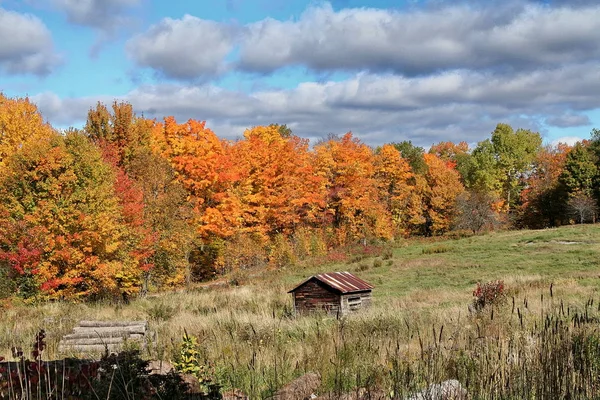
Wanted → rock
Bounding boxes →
[223,389,249,399]
[147,360,175,375]
[406,379,467,400]
[314,388,387,400]
[268,372,321,400]
[182,373,203,394]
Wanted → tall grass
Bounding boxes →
[3,284,600,398]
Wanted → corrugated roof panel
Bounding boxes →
[289,271,374,293]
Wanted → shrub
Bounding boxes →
[173,331,221,397]
[381,247,394,260]
[472,280,506,311]
[357,263,370,272]
[146,302,177,322]
[372,259,383,268]
[422,245,451,254]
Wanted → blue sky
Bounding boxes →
[1,0,599,147]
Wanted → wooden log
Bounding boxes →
[59,337,126,346]
[79,320,148,328]
[58,344,122,354]
[62,332,144,340]
[72,326,146,335]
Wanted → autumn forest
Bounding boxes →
[1,94,599,302]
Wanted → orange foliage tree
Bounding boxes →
[373,144,415,236]
[421,153,465,235]
[227,125,326,238]
[519,143,572,227]
[315,133,394,243]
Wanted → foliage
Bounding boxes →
[173,331,221,397]
[0,94,55,171]
[391,141,427,175]
[0,132,147,300]
[315,133,393,243]
[420,153,465,235]
[559,141,598,196]
[471,280,505,311]
[519,143,571,228]
[466,123,542,211]
[1,93,599,300]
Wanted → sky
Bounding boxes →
[0,0,599,148]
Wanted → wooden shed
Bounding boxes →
[288,271,374,316]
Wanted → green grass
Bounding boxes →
[265,224,600,306]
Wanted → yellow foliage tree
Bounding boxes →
[0,94,55,170]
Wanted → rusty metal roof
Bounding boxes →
[289,271,374,294]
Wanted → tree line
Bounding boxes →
[0,94,598,301]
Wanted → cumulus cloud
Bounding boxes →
[0,8,61,76]
[126,2,600,81]
[31,61,600,147]
[237,2,600,75]
[126,15,237,80]
[53,0,140,32]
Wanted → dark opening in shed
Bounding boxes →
[288,271,374,316]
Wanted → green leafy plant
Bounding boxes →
[173,330,221,397]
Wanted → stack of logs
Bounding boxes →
[58,320,148,354]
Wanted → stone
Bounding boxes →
[406,379,467,400]
[223,388,249,400]
[268,372,321,400]
[147,360,175,375]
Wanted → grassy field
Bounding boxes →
[1,224,600,398]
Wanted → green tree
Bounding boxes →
[391,141,427,175]
[490,124,542,208]
[465,124,541,211]
[463,140,503,194]
[559,142,598,197]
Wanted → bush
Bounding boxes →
[357,263,370,272]
[471,280,506,311]
[422,245,451,254]
[173,331,221,397]
[146,302,177,322]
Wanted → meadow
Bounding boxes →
[1,224,600,398]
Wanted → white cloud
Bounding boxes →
[126,15,237,79]
[237,3,600,75]
[31,62,600,147]
[0,8,61,76]
[551,136,585,146]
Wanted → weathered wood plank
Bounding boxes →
[58,344,122,353]
[79,320,147,328]
[62,332,144,340]
[59,320,149,354]
[59,337,127,346]
[72,326,146,335]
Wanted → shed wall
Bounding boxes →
[340,291,372,314]
[293,280,341,315]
